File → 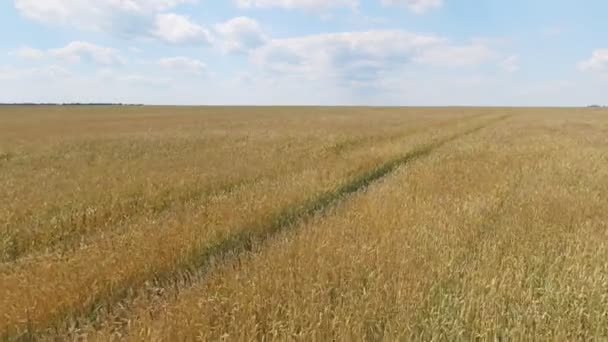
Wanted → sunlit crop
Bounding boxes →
[1,106,607,340]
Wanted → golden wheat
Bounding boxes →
[1,106,607,340]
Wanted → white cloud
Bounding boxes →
[216,17,267,53]
[234,0,441,14]
[14,0,195,27]
[10,42,125,65]
[153,13,212,45]
[382,0,442,14]
[499,55,520,73]
[235,0,356,10]
[158,57,207,74]
[51,42,126,65]
[14,0,206,44]
[578,49,608,73]
[251,30,497,87]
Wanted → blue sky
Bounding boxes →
[0,0,606,105]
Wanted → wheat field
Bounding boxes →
[1,106,607,340]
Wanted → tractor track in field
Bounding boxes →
[9,115,510,341]
[1,115,482,264]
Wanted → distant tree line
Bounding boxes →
[0,103,144,106]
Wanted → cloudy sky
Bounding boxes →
[1,0,606,105]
